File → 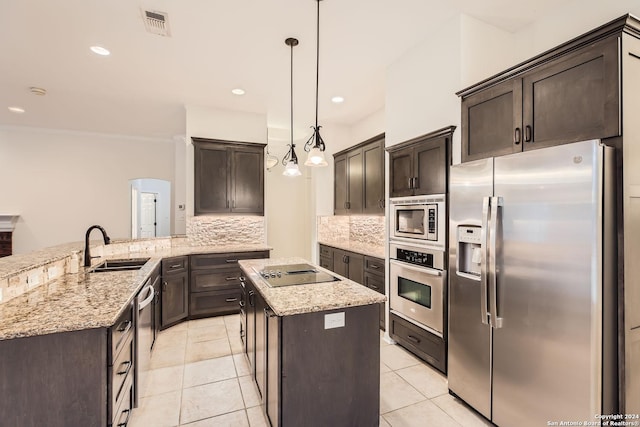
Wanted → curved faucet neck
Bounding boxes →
[84,225,111,267]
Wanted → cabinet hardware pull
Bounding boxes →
[170,264,182,269]
[226,276,238,281]
[514,127,521,145]
[407,335,421,344]
[370,285,379,290]
[117,320,132,334]
[225,259,238,263]
[370,265,380,269]
[345,255,349,264]
[408,178,413,189]
[226,200,230,208]
[162,281,167,291]
[525,125,532,142]
[226,298,239,302]
[346,201,351,209]
[117,409,131,427]
[413,177,419,189]
[117,360,133,376]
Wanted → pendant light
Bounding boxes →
[282,37,302,177]
[303,0,328,167]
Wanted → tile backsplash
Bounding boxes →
[186,215,266,246]
[317,215,385,246]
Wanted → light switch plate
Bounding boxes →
[324,312,345,329]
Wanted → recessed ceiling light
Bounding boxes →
[331,96,345,104]
[8,106,25,114]
[90,46,110,56]
[29,87,47,96]
[231,88,245,96]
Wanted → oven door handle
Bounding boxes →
[389,259,442,277]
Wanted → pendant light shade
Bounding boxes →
[282,37,301,177]
[303,0,328,167]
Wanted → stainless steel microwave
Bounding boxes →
[390,195,446,249]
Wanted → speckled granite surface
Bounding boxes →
[0,243,271,341]
[317,240,385,259]
[239,257,386,317]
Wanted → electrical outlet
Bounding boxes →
[324,312,345,329]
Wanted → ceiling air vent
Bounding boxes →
[142,9,171,37]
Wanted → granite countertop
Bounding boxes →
[317,239,385,259]
[239,257,386,317]
[0,243,272,341]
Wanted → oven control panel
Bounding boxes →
[395,248,435,269]
[426,205,437,240]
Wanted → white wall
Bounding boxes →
[0,126,175,254]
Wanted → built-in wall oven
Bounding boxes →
[389,242,445,337]
[390,195,446,249]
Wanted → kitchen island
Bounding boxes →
[239,257,386,427]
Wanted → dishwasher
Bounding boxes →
[135,276,155,404]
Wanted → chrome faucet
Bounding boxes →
[84,225,111,267]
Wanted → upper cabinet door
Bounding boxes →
[334,154,348,215]
[522,36,620,151]
[232,148,264,214]
[193,138,265,215]
[346,149,364,213]
[415,137,447,195]
[461,79,523,163]
[389,147,414,198]
[195,143,230,214]
[363,139,385,214]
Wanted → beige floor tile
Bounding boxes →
[395,363,448,398]
[140,365,184,397]
[185,337,232,363]
[151,345,187,369]
[233,353,250,376]
[432,394,493,427]
[383,399,462,427]
[380,415,392,427]
[188,317,225,329]
[224,314,241,330]
[163,322,188,332]
[187,325,228,343]
[129,390,181,427]
[380,362,392,374]
[229,333,244,354]
[183,355,237,388]
[179,409,249,427]
[238,375,261,408]
[380,371,427,414]
[155,330,188,350]
[180,378,245,424]
[380,343,422,371]
[246,406,269,427]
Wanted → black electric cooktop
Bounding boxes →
[254,263,339,287]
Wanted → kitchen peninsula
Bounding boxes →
[239,257,385,427]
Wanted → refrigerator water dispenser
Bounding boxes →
[457,225,482,277]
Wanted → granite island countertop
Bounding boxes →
[317,239,385,259]
[0,243,271,341]
[239,257,386,317]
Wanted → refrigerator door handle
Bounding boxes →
[480,196,490,325]
[489,196,504,329]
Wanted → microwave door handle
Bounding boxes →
[480,196,490,325]
[489,196,503,329]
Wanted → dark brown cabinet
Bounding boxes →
[333,134,385,215]
[460,35,620,162]
[193,138,265,215]
[388,127,453,198]
[332,248,364,285]
[161,256,189,329]
[189,251,269,319]
[364,256,386,331]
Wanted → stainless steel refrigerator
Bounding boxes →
[448,140,618,426]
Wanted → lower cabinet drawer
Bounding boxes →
[111,375,133,427]
[390,313,446,373]
[110,334,134,416]
[190,289,241,318]
[190,267,241,292]
[110,303,134,364]
[319,255,333,271]
[364,272,384,294]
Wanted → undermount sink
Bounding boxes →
[90,258,150,273]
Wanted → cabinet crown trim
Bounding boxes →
[456,13,640,98]
[385,126,455,153]
[333,133,385,158]
[191,137,267,149]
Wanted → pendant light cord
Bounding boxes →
[315,0,320,129]
[291,39,294,151]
